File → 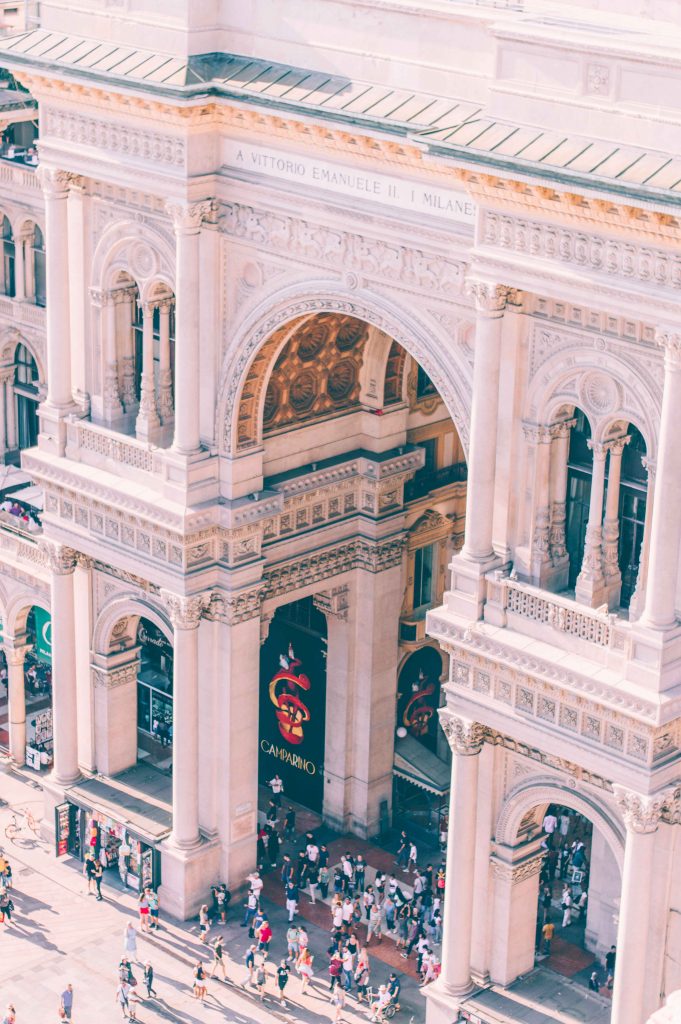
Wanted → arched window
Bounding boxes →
[33,225,45,307]
[617,425,647,608]
[14,343,39,450]
[2,217,14,298]
[565,410,592,589]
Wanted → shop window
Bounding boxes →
[413,543,435,611]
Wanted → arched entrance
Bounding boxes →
[492,779,624,992]
[136,616,174,767]
[231,306,468,838]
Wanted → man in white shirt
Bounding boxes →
[247,871,264,900]
[542,812,558,835]
[268,774,284,806]
[306,842,319,864]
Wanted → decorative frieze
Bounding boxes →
[482,210,681,292]
[313,585,349,621]
[439,708,484,755]
[430,611,675,769]
[490,852,545,886]
[43,107,185,167]
[264,535,406,601]
[613,785,670,834]
[161,590,210,630]
[220,202,466,296]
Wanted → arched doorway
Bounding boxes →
[14,342,40,451]
[493,783,624,993]
[136,616,174,767]
[236,308,467,838]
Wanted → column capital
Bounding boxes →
[439,709,484,755]
[614,784,671,834]
[607,434,631,457]
[548,417,577,441]
[641,454,656,479]
[157,297,174,314]
[4,643,29,667]
[161,589,210,630]
[42,541,78,575]
[465,280,519,316]
[655,327,681,368]
[522,421,553,445]
[36,166,78,197]
[166,199,215,233]
[90,287,113,309]
[586,438,609,461]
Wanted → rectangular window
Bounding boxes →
[413,543,435,610]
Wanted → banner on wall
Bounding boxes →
[396,647,442,753]
[258,613,327,811]
[32,607,52,664]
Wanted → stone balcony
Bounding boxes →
[427,569,681,787]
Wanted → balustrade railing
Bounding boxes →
[66,419,157,474]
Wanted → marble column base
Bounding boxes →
[159,835,221,920]
[423,977,476,1024]
[447,551,504,621]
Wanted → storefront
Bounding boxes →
[25,605,53,769]
[136,618,173,762]
[57,798,162,892]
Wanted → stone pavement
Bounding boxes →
[0,763,426,1024]
[459,970,612,1024]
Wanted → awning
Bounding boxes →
[16,485,43,510]
[393,733,450,797]
[66,768,172,845]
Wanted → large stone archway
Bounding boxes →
[215,282,473,460]
[91,594,173,777]
[489,772,625,986]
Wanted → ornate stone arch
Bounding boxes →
[92,592,172,658]
[215,281,472,459]
[91,218,175,296]
[12,212,44,239]
[495,773,625,874]
[5,590,50,639]
[0,326,46,384]
[526,346,659,459]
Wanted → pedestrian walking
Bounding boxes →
[328,951,343,991]
[367,902,382,945]
[319,864,330,899]
[268,773,284,806]
[123,921,138,961]
[210,936,227,980]
[92,859,104,901]
[243,944,257,986]
[561,891,572,928]
[542,918,555,954]
[257,917,273,958]
[143,962,156,997]
[330,985,345,1022]
[242,889,258,932]
[60,985,74,1021]
[286,923,300,962]
[192,962,207,1001]
[408,841,418,873]
[83,855,96,895]
[138,891,150,932]
[276,960,290,1005]
[605,945,616,989]
[308,864,319,904]
[255,959,267,1000]
[285,880,298,921]
[297,947,314,993]
[0,889,14,925]
[199,903,210,942]
[396,830,409,869]
[147,889,160,930]
[114,982,130,1018]
[285,806,296,838]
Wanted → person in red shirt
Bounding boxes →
[257,919,273,959]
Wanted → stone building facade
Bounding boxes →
[0,1,677,1022]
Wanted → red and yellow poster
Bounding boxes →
[259,600,327,811]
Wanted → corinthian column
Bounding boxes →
[612,787,670,1024]
[640,331,681,629]
[45,543,79,785]
[6,638,29,765]
[166,201,212,455]
[37,168,75,415]
[629,456,655,620]
[162,590,209,849]
[522,422,553,584]
[575,440,608,607]
[426,711,483,1019]
[602,435,629,608]
[548,419,575,575]
[135,300,160,441]
[158,298,174,424]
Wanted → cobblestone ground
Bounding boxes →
[0,766,426,1024]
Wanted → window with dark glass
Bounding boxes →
[14,343,39,450]
[413,543,435,610]
[2,216,14,298]
[33,225,45,307]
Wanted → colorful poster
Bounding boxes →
[397,647,443,752]
[54,801,70,857]
[259,603,327,811]
[32,607,52,664]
